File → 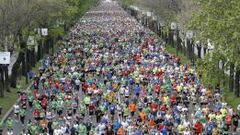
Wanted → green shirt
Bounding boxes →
[6,119,13,129]
[78,124,87,134]
[19,109,26,117]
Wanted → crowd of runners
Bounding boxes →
[4,0,240,135]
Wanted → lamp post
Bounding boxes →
[235,46,240,97]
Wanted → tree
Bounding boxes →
[190,0,240,96]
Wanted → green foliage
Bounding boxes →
[122,0,134,6]
[78,0,98,16]
[190,0,240,103]
[190,0,240,81]
[49,27,65,38]
[190,0,240,65]
[0,121,3,129]
[0,0,98,120]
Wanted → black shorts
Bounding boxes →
[89,110,94,115]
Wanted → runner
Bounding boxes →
[5,0,240,134]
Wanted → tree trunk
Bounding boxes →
[186,39,191,59]
[10,64,19,88]
[0,66,4,97]
[229,63,234,92]
[175,29,181,56]
[222,61,225,86]
[52,37,55,54]
[3,65,10,92]
[37,43,41,60]
[10,52,22,88]
[30,49,36,67]
[191,40,195,65]
[21,52,26,76]
[203,47,207,56]
[45,38,49,54]
[168,29,172,46]
[235,67,240,97]
[25,50,29,84]
[197,45,201,58]
[42,38,45,56]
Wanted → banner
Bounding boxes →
[41,28,48,36]
[171,22,177,30]
[0,52,10,64]
[27,36,37,46]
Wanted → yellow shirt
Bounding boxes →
[164,96,169,103]
[220,108,227,116]
[208,113,216,121]
[202,107,209,114]
[216,114,223,122]
[177,124,184,133]
[176,85,182,92]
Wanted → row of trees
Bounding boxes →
[122,0,199,29]
[0,0,98,97]
[124,0,240,98]
[190,0,240,97]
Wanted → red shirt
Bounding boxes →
[159,124,165,130]
[33,110,40,118]
[156,71,164,78]
[151,103,158,112]
[170,96,176,104]
[184,76,188,82]
[194,121,203,133]
[41,98,48,108]
[82,83,88,91]
[55,81,60,88]
[160,105,167,112]
[225,115,232,125]
[33,90,38,98]
[154,84,161,93]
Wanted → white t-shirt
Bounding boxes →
[183,130,191,135]
[183,120,190,128]
[53,129,61,135]
[75,79,80,85]
[14,105,20,114]
[122,121,129,128]
[97,123,106,135]
[7,131,13,135]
